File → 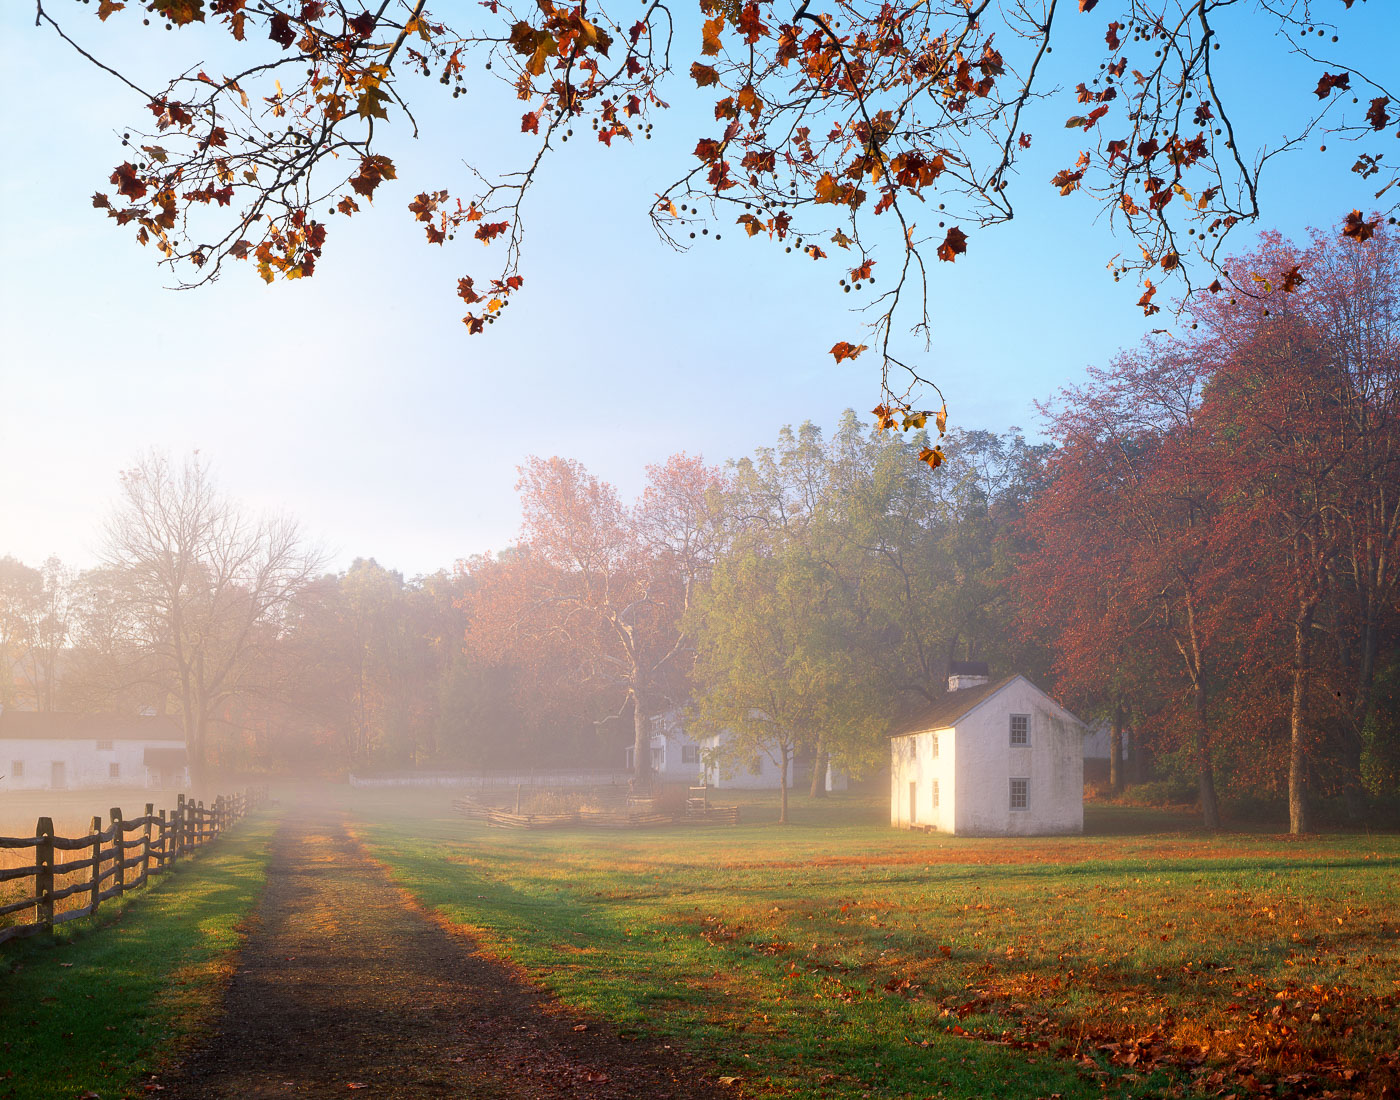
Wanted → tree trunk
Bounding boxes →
[1338,616,1380,821]
[779,744,789,824]
[1193,682,1220,829]
[809,746,828,798]
[1289,600,1315,835]
[631,691,653,790]
[1109,696,1125,795]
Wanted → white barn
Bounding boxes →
[0,711,190,791]
[890,667,1085,836]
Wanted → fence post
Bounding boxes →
[110,808,125,899]
[143,802,154,885]
[158,809,168,868]
[215,795,225,838]
[89,815,103,915]
[35,817,54,935]
[196,800,205,848]
[175,794,186,863]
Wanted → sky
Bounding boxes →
[1,2,1396,579]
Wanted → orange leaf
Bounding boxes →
[830,341,867,362]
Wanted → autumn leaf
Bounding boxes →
[1314,72,1351,99]
[268,9,294,47]
[1078,0,1098,10]
[918,445,945,469]
[701,16,724,55]
[474,221,509,243]
[1137,279,1159,316]
[903,411,927,429]
[1281,265,1305,292]
[110,162,148,201]
[96,0,126,20]
[521,111,541,134]
[691,62,720,87]
[1051,167,1084,195]
[1366,97,1391,131]
[457,276,482,304]
[357,86,391,120]
[153,0,204,25]
[935,403,947,434]
[871,404,898,430]
[937,226,967,262]
[348,155,396,198]
[1342,209,1377,242]
[831,341,867,362]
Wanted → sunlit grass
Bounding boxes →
[350,788,1400,1100]
[0,811,278,1100]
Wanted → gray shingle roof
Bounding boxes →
[891,675,1019,737]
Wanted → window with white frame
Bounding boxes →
[11,760,23,778]
[682,745,700,764]
[1009,778,1029,810]
[1009,715,1029,746]
[931,779,940,809]
[109,763,121,779]
[96,739,114,752]
[930,732,939,759]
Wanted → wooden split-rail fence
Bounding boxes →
[451,795,741,830]
[0,788,269,946]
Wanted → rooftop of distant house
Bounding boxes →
[0,710,184,742]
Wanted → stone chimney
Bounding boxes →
[947,660,990,693]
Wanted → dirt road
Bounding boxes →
[161,810,733,1099]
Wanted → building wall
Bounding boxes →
[701,735,792,790]
[889,728,954,831]
[1,739,188,791]
[952,679,1083,836]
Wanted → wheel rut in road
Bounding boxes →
[162,809,734,1099]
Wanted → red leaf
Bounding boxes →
[1314,72,1351,99]
[268,10,295,48]
[937,226,968,262]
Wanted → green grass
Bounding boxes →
[348,788,1400,1100]
[0,811,278,1100]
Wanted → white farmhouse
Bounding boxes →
[625,709,848,791]
[890,665,1085,835]
[0,711,190,791]
[624,709,707,783]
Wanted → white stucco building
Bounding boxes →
[890,666,1084,835]
[0,711,190,791]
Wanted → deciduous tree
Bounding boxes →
[100,452,322,781]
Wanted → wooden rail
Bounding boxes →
[450,796,741,830]
[0,787,270,946]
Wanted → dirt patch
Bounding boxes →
[157,809,736,1099]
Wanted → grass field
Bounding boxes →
[349,788,1400,1100]
[0,810,277,1100]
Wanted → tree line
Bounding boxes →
[3,229,1397,830]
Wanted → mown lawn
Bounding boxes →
[0,810,278,1100]
[350,789,1400,1100]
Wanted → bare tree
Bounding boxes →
[102,452,322,781]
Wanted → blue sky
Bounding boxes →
[2,2,1395,577]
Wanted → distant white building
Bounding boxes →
[0,711,190,791]
[1083,719,1131,762]
[625,708,848,791]
[890,665,1084,836]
